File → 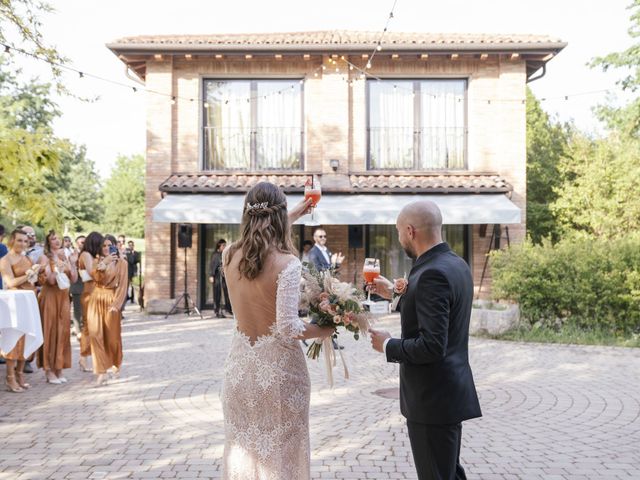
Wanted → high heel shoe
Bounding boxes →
[15,372,31,389]
[94,373,108,388]
[5,375,24,393]
[45,372,62,385]
[78,357,91,372]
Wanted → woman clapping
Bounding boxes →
[37,230,77,384]
[87,234,127,387]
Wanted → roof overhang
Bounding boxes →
[107,31,566,82]
[152,193,521,225]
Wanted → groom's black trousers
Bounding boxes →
[406,421,467,480]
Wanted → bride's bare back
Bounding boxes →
[223,248,299,343]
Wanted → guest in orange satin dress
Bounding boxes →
[87,234,127,387]
[0,229,39,392]
[77,232,104,373]
[37,230,78,385]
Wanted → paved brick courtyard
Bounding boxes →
[0,307,638,479]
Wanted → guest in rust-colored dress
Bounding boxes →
[87,234,127,387]
[37,230,78,385]
[0,229,40,392]
[77,232,104,373]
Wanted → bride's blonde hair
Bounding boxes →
[225,182,296,280]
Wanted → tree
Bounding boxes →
[548,0,640,239]
[591,0,640,134]
[1,0,68,90]
[0,58,63,227]
[551,130,640,238]
[525,88,569,243]
[44,143,103,233]
[101,154,145,238]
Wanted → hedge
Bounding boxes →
[490,235,640,334]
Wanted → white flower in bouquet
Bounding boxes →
[329,278,358,303]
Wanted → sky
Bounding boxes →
[7,0,636,178]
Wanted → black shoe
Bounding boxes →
[216,312,225,318]
[0,357,5,364]
[23,362,34,374]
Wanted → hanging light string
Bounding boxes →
[366,0,399,69]
[0,41,617,106]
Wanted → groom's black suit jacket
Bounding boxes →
[386,242,482,425]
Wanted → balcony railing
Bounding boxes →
[203,126,303,170]
[369,126,466,170]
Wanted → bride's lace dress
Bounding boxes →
[221,253,310,480]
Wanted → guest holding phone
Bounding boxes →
[77,232,104,372]
[87,234,128,387]
[37,230,77,385]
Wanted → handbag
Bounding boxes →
[79,269,93,282]
[55,267,71,290]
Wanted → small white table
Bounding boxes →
[0,290,43,357]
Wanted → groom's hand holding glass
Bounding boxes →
[367,275,393,300]
[367,275,394,353]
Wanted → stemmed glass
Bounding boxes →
[304,175,322,222]
[362,258,380,304]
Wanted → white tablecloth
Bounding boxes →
[0,290,43,357]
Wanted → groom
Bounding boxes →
[369,200,481,480]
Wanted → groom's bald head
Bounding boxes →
[398,201,442,234]
[396,201,443,259]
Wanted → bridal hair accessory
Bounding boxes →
[245,201,286,217]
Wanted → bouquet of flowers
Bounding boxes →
[300,264,371,360]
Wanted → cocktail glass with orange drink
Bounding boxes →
[304,175,322,221]
[363,258,380,304]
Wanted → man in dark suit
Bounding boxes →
[307,228,344,273]
[307,228,345,350]
[369,200,481,480]
[209,239,232,318]
[125,241,141,304]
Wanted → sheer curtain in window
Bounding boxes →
[204,81,251,169]
[256,81,302,169]
[420,80,465,169]
[369,81,414,169]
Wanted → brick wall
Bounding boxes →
[143,54,527,306]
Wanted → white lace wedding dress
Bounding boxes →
[221,255,310,480]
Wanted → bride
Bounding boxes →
[221,181,334,480]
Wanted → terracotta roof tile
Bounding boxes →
[108,31,565,52]
[159,172,512,194]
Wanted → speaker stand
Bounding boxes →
[165,247,203,319]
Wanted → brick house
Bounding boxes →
[107,31,565,311]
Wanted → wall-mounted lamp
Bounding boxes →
[330,159,340,172]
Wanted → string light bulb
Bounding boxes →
[366,62,372,69]
[377,44,382,51]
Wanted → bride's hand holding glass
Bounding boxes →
[288,197,314,224]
